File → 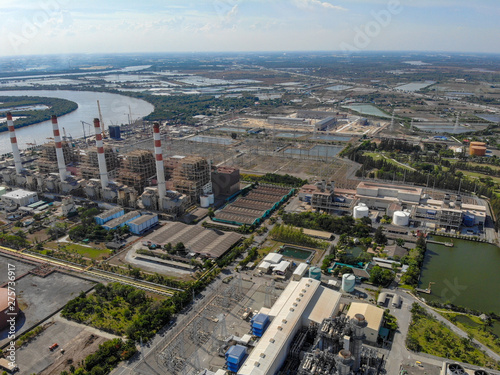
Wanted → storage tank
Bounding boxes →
[470,145,487,156]
[393,211,410,226]
[208,193,215,205]
[341,274,356,293]
[470,141,486,147]
[308,266,322,281]
[463,214,475,227]
[353,205,369,219]
[200,195,210,208]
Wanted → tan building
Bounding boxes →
[346,303,384,344]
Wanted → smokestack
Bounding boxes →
[6,112,23,174]
[93,118,109,188]
[51,115,67,181]
[153,123,166,199]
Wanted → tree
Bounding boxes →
[369,266,394,286]
[374,226,387,245]
[207,207,215,218]
[174,242,185,252]
[230,132,238,139]
[396,238,405,247]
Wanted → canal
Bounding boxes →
[419,236,500,313]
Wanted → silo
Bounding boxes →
[393,211,410,226]
[342,273,356,293]
[308,266,322,281]
[353,205,369,219]
[208,193,215,205]
[200,195,210,208]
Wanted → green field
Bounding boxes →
[46,242,111,260]
[440,312,500,355]
[407,304,499,370]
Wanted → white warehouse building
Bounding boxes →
[1,189,38,207]
[238,278,342,375]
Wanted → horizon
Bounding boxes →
[0,1,499,57]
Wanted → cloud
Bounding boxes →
[295,0,347,11]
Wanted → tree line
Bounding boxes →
[0,96,78,133]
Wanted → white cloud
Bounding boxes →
[295,0,347,11]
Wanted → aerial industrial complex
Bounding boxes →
[0,51,499,375]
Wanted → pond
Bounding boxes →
[279,246,315,261]
[342,104,392,119]
[419,236,500,313]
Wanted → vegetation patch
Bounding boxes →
[0,96,77,132]
[269,224,328,249]
[407,303,499,370]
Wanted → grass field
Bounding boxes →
[439,312,500,355]
[458,169,500,185]
[407,304,499,370]
[45,242,111,260]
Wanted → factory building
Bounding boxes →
[127,213,159,235]
[356,182,422,210]
[238,278,342,375]
[116,150,156,194]
[102,210,140,231]
[95,207,125,225]
[1,189,38,207]
[170,156,211,204]
[80,146,120,180]
[315,116,337,131]
[346,303,384,344]
[299,181,355,213]
[211,166,240,197]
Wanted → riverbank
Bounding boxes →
[0,96,78,132]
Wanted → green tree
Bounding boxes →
[374,226,387,245]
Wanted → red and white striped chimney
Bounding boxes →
[93,118,109,188]
[6,112,23,174]
[153,123,166,199]
[51,115,67,181]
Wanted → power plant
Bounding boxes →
[0,114,214,217]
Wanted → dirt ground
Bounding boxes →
[40,332,108,375]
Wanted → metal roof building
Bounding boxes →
[346,303,384,344]
[238,278,341,375]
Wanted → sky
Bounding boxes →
[0,0,499,57]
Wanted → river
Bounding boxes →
[0,90,154,153]
[419,236,500,313]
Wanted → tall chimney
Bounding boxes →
[51,115,67,181]
[93,118,109,188]
[153,123,166,199]
[6,112,23,174]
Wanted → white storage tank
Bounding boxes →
[393,211,410,226]
[200,195,210,208]
[208,193,215,205]
[341,273,356,293]
[353,205,369,219]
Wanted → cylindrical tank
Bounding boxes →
[393,211,410,226]
[342,274,356,293]
[309,267,322,281]
[353,205,369,219]
[470,145,487,156]
[208,193,215,205]
[470,141,486,147]
[200,195,210,208]
[463,214,475,227]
